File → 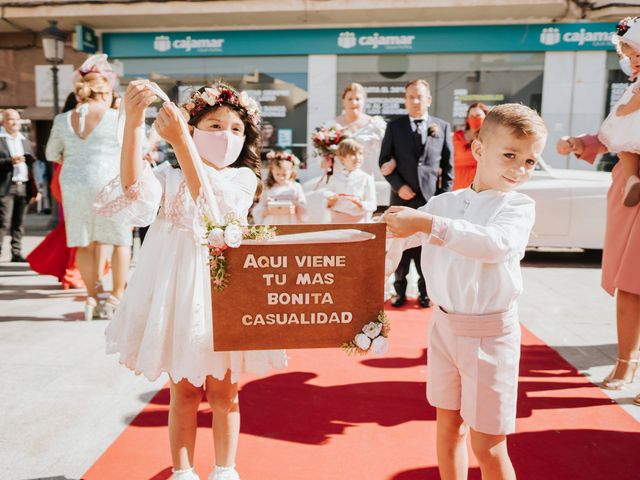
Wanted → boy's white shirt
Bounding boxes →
[386,187,535,316]
[326,168,377,218]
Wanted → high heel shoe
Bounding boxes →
[99,295,120,320]
[601,358,639,390]
[84,297,98,322]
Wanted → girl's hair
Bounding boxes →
[336,138,364,158]
[74,72,112,103]
[62,92,78,113]
[464,102,490,130]
[186,86,262,195]
[341,82,366,99]
[265,151,299,188]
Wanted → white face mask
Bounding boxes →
[620,56,634,78]
[192,129,245,168]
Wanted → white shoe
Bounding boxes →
[99,295,120,319]
[171,467,200,480]
[84,297,97,322]
[208,465,240,480]
[623,175,640,207]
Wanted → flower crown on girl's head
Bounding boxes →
[182,83,261,125]
[614,17,640,51]
[266,149,300,166]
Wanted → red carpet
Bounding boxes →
[84,304,639,480]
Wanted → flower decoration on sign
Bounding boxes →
[311,125,350,182]
[342,311,390,356]
[183,83,261,126]
[266,149,301,166]
[427,123,440,138]
[204,213,277,291]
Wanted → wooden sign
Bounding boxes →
[211,223,386,351]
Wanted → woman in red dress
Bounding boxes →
[452,102,489,190]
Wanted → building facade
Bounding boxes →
[0,0,636,176]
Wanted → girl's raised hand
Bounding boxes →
[154,103,187,146]
[124,80,157,128]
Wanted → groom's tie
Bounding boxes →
[413,119,425,155]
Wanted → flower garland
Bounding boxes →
[205,213,277,291]
[183,84,261,125]
[311,126,350,182]
[617,16,640,37]
[342,311,390,356]
[266,149,301,166]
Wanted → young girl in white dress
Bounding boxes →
[598,16,640,206]
[253,150,306,224]
[94,80,286,480]
[325,139,377,223]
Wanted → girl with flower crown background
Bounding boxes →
[94,80,286,480]
[598,16,640,207]
[252,149,307,224]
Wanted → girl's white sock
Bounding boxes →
[209,464,240,480]
[172,467,200,480]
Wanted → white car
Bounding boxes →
[302,159,611,250]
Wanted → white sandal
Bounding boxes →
[99,295,120,320]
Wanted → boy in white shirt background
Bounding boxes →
[384,103,546,480]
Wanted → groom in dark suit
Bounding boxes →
[379,79,453,307]
[0,109,38,262]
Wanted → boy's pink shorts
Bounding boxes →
[427,306,521,435]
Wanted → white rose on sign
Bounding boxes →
[354,333,372,350]
[207,228,226,249]
[362,321,383,339]
[370,336,389,355]
[224,224,244,248]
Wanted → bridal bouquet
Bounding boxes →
[342,311,390,356]
[311,126,350,182]
[204,213,277,291]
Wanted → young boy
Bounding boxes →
[326,139,377,223]
[383,103,546,479]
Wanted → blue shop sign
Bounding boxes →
[102,23,617,58]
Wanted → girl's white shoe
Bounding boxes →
[208,465,240,480]
[171,467,200,480]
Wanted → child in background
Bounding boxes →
[598,16,640,206]
[253,150,306,224]
[384,103,547,480]
[325,138,376,223]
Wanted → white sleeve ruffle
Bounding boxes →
[94,162,163,227]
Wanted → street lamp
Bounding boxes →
[40,20,67,116]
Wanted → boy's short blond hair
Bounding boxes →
[336,138,364,158]
[478,103,547,141]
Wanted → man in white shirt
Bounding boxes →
[0,109,38,262]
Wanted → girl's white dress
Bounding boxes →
[598,79,640,154]
[253,181,307,225]
[95,162,287,386]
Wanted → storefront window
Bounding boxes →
[337,53,544,129]
[120,56,308,166]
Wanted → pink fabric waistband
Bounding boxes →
[432,306,518,337]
